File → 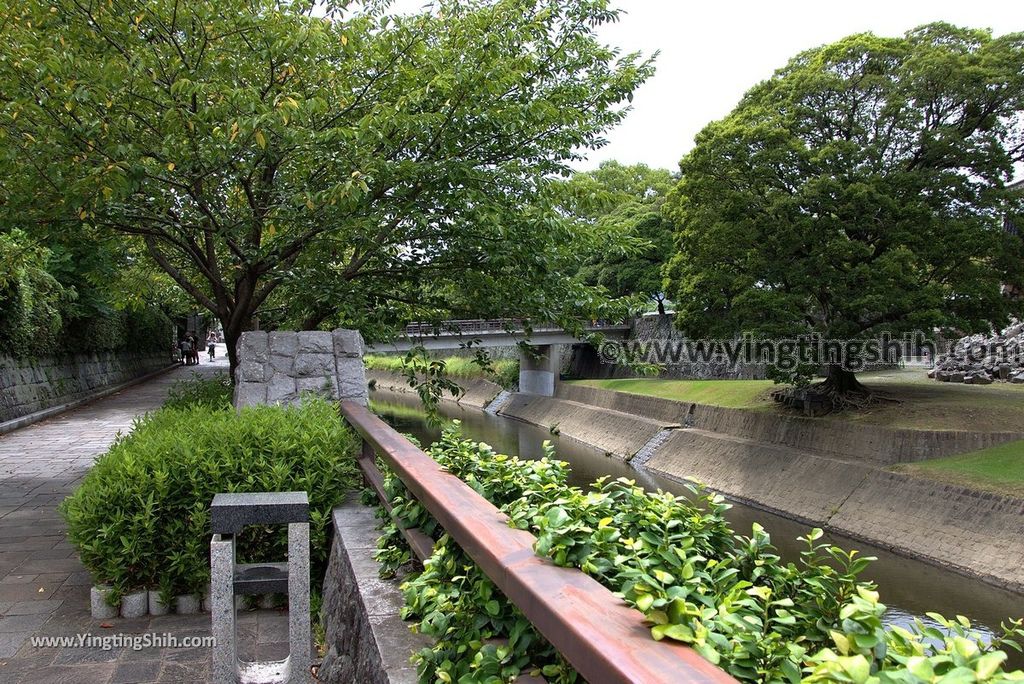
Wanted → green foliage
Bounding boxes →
[561,161,676,313]
[60,398,359,603]
[0,229,69,354]
[366,354,519,389]
[374,425,1024,683]
[665,23,1024,387]
[0,229,171,357]
[162,372,233,411]
[1,0,653,356]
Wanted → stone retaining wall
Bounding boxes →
[233,330,369,408]
[319,500,429,684]
[0,351,172,424]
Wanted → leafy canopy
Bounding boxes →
[0,0,653,364]
[563,161,676,313]
[665,23,1024,360]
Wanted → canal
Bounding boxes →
[370,390,1024,660]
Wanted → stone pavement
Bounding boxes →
[0,353,291,684]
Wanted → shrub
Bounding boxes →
[163,372,233,411]
[375,424,1024,683]
[60,398,359,603]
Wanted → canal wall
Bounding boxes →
[366,368,503,409]
[556,384,1024,465]
[497,384,1024,593]
[499,393,679,457]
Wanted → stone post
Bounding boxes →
[233,329,367,409]
[210,534,237,683]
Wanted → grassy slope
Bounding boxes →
[569,377,774,408]
[897,439,1024,497]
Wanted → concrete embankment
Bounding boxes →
[556,384,1024,465]
[506,384,1024,593]
[366,369,503,409]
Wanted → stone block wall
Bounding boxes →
[0,351,172,424]
[233,329,369,408]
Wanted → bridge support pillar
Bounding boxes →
[519,344,559,396]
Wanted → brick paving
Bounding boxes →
[0,353,292,684]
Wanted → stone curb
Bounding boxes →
[0,361,181,436]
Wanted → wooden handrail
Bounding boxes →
[340,400,736,684]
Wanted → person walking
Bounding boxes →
[179,337,193,365]
[185,332,200,365]
[207,331,218,361]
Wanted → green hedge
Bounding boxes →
[60,396,360,603]
[375,424,1024,684]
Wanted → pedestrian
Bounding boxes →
[187,333,200,365]
[180,337,193,365]
[207,330,218,361]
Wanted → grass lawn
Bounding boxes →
[568,377,775,408]
[896,439,1024,497]
[567,369,1024,432]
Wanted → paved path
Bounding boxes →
[0,354,290,684]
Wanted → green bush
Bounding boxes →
[163,372,233,411]
[375,424,1024,683]
[60,398,360,603]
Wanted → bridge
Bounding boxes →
[365,319,631,396]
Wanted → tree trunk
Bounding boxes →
[822,365,867,394]
[222,313,253,382]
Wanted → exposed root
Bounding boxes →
[773,373,901,415]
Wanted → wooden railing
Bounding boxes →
[341,400,736,684]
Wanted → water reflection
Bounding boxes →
[370,390,1024,660]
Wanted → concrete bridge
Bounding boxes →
[365,319,630,396]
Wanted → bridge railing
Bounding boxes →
[340,399,735,684]
[402,318,628,338]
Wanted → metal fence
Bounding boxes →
[341,400,735,684]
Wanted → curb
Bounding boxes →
[0,361,182,436]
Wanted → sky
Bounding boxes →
[581,0,1024,172]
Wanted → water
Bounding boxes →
[369,391,1024,662]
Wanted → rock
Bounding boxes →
[90,585,119,619]
[175,593,201,614]
[298,331,333,354]
[121,589,148,618]
[949,372,965,383]
[294,353,334,378]
[969,375,994,385]
[268,331,298,357]
[332,329,364,358]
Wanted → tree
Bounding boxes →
[0,0,653,372]
[563,161,675,314]
[664,23,1024,406]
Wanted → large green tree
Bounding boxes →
[565,161,675,314]
[0,0,652,370]
[665,23,1024,405]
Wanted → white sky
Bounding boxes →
[384,0,1024,173]
[584,0,1024,172]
